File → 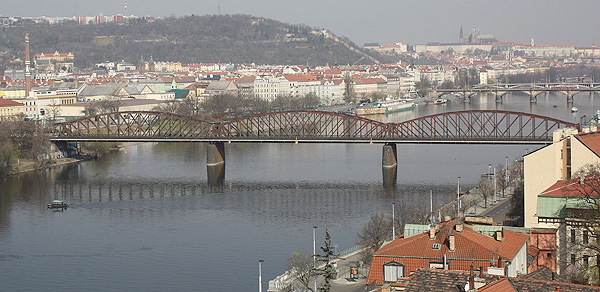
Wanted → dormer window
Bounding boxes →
[383,261,404,282]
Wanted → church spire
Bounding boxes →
[459,26,464,43]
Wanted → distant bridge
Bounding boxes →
[433,83,600,102]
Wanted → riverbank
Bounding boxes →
[3,142,145,177]
[6,154,97,176]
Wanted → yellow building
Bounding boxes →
[525,129,600,228]
[0,97,26,120]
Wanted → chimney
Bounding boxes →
[469,265,475,291]
[24,32,31,98]
[455,221,464,232]
[479,267,484,278]
[449,234,456,252]
[495,230,503,242]
[497,256,503,268]
[429,224,436,239]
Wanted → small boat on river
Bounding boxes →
[433,98,447,105]
[571,107,578,113]
[47,200,68,209]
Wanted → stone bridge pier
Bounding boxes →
[207,142,225,186]
[382,143,397,188]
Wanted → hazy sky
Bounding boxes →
[2,0,598,47]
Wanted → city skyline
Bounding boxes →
[0,0,598,47]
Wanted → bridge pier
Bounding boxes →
[382,143,397,187]
[495,94,502,103]
[529,95,537,103]
[53,141,78,156]
[207,142,225,186]
[567,94,574,103]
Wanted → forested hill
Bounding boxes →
[0,14,386,70]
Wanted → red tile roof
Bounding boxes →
[0,98,24,107]
[283,74,318,82]
[539,178,598,198]
[238,76,257,83]
[576,132,600,158]
[478,278,516,292]
[367,219,529,285]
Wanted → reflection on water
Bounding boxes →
[0,92,597,291]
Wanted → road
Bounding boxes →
[480,195,513,224]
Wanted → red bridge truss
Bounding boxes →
[50,110,578,144]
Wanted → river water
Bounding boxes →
[0,93,598,291]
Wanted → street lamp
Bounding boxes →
[457,177,461,217]
[313,226,317,292]
[505,156,509,196]
[392,203,396,239]
[258,260,264,292]
[493,167,497,203]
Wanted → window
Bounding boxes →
[384,261,404,282]
[584,231,589,244]
[571,229,576,243]
[571,254,576,265]
[584,255,589,266]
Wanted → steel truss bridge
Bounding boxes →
[50,110,578,144]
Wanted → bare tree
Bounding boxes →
[564,163,600,285]
[287,249,313,292]
[477,177,493,208]
[356,212,392,264]
[201,93,240,115]
[46,100,62,124]
[496,163,508,197]
[301,93,320,109]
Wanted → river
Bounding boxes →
[0,92,597,291]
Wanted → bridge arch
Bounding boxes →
[51,111,216,140]
[215,110,388,140]
[387,110,577,142]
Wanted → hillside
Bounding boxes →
[0,14,387,71]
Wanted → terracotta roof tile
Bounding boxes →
[539,178,598,198]
[368,219,529,285]
[478,278,516,292]
[0,98,24,107]
[576,132,600,158]
[404,269,501,292]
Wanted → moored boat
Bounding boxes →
[571,107,578,112]
[47,200,68,209]
[433,98,448,105]
[356,100,415,115]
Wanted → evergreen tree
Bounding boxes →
[314,229,337,292]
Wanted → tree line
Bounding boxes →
[150,92,321,121]
[0,119,50,176]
